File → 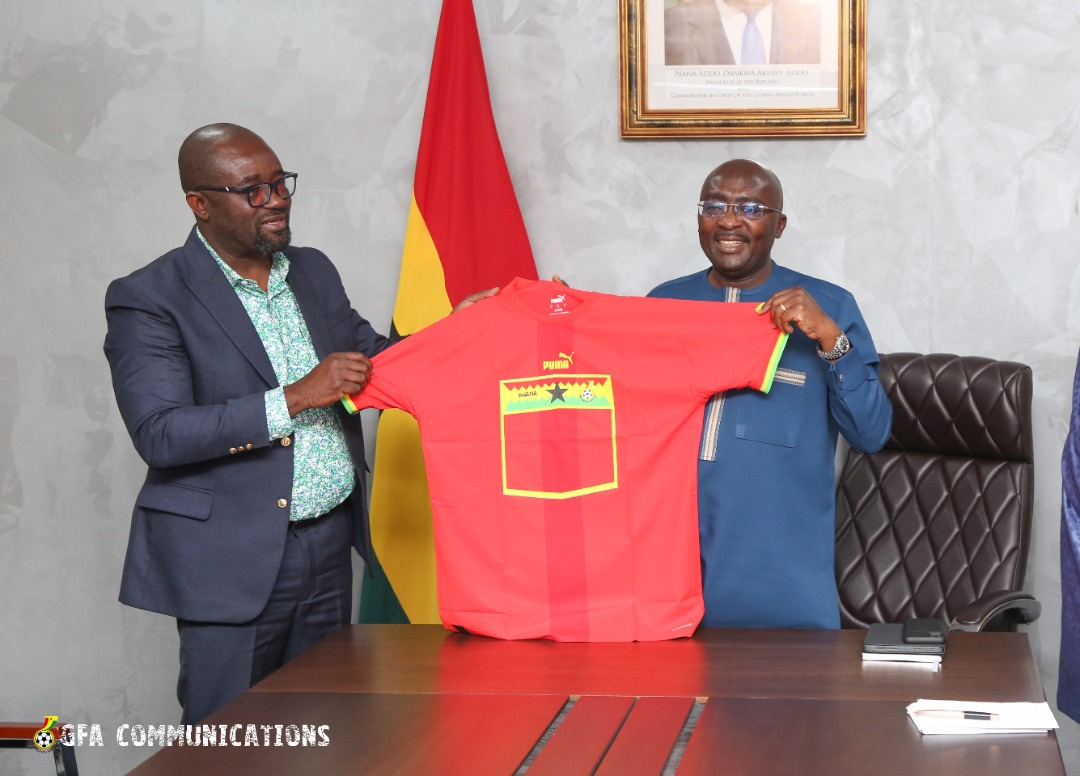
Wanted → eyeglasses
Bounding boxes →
[190,173,298,208]
[697,200,782,219]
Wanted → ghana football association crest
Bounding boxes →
[33,716,65,752]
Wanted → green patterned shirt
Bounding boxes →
[198,228,354,521]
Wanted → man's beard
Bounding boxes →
[255,215,291,255]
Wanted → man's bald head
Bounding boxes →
[700,159,784,211]
[177,124,291,262]
[178,123,267,192]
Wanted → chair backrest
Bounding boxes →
[834,353,1034,628]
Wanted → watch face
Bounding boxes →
[820,333,850,361]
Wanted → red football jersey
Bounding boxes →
[345,277,787,641]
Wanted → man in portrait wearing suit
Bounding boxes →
[665,0,822,66]
[103,123,491,724]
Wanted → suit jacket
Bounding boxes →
[664,0,821,66]
[104,227,394,623]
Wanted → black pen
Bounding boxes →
[913,709,999,721]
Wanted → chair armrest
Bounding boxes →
[949,590,1042,632]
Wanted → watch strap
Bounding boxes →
[818,332,851,361]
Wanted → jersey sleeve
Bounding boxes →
[666,300,789,397]
[341,348,412,416]
[340,314,451,416]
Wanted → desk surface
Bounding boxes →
[129,625,1063,775]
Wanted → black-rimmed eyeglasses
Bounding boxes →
[191,173,298,208]
[697,200,782,219]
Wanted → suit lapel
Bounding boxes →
[286,253,334,360]
[691,1,735,65]
[179,228,279,388]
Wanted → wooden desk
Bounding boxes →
[128,625,1063,775]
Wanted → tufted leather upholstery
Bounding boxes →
[834,353,1038,631]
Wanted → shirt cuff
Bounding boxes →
[265,388,294,441]
[827,343,875,390]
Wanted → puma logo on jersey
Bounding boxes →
[542,352,575,371]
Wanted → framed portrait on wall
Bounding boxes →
[619,0,866,138]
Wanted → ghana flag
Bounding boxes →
[360,0,538,623]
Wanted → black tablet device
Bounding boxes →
[902,617,948,644]
[863,623,946,655]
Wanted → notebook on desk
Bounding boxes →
[906,699,1059,735]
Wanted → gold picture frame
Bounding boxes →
[619,0,866,138]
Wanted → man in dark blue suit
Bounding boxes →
[104,124,476,723]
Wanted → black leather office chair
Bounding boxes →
[834,353,1039,631]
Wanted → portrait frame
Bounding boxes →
[619,0,866,138]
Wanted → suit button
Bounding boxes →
[229,447,238,455]
[281,437,292,447]
[246,443,254,450]
[277,498,288,509]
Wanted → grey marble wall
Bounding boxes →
[2,1,1078,773]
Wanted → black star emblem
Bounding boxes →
[547,384,568,403]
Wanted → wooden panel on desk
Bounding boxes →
[127,691,566,776]
[528,695,633,775]
[254,625,1047,704]
[676,697,1065,776]
[595,696,695,776]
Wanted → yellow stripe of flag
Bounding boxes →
[364,0,537,624]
